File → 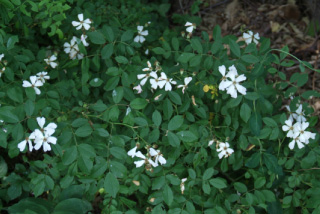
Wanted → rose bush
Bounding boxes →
[0,0,319,213]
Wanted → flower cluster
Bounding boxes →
[243,31,260,45]
[18,117,57,152]
[203,84,218,99]
[22,72,50,95]
[209,139,234,159]
[136,61,192,94]
[218,65,246,98]
[64,14,91,60]
[134,26,148,43]
[127,144,166,171]
[282,104,316,150]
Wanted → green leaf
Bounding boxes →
[0,107,19,123]
[168,91,182,105]
[263,153,282,174]
[167,131,180,147]
[0,156,8,178]
[130,98,148,110]
[244,92,260,100]
[240,103,251,123]
[104,76,120,91]
[152,110,162,127]
[162,184,173,206]
[53,198,92,214]
[249,113,262,136]
[62,146,78,165]
[202,168,214,180]
[7,35,19,50]
[104,172,119,198]
[241,54,259,64]
[110,147,127,160]
[171,37,179,51]
[87,31,106,45]
[152,47,165,55]
[0,0,14,9]
[177,131,198,142]
[7,87,23,103]
[101,44,113,59]
[209,178,227,189]
[24,99,35,116]
[112,87,124,104]
[227,95,242,108]
[245,153,260,168]
[102,26,114,42]
[190,38,203,54]
[121,30,133,42]
[229,39,241,57]
[168,115,184,131]
[262,117,277,127]
[254,177,266,189]
[115,56,128,64]
[234,182,247,193]
[177,53,195,64]
[75,125,93,137]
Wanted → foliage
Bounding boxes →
[0,0,319,213]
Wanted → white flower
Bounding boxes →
[36,117,57,135]
[293,104,306,122]
[33,129,57,152]
[145,49,149,55]
[142,61,152,72]
[133,84,143,94]
[243,31,260,45]
[0,54,4,61]
[159,72,176,91]
[36,71,50,83]
[18,133,36,152]
[149,148,166,165]
[81,34,89,46]
[127,146,137,158]
[294,122,315,143]
[44,55,58,68]
[133,151,158,168]
[185,22,196,33]
[219,66,246,98]
[288,132,305,150]
[216,142,234,159]
[64,39,77,54]
[134,26,148,43]
[137,71,154,86]
[177,77,192,94]
[22,76,44,95]
[72,13,91,30]
[150,72,165,90]
[282,119,295,138]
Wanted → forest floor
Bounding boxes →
[171,0,320,131]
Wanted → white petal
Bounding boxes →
[184,77,192,85]
[218,65,226,76]
[243,32,251,39]
[227,85,237,98]
[134,35,140,43]
[282,125,289,132]
[18,140,27,152]
[30,76,38,84]
[185,22,192,26]
[83,23,91,30]
[236,74,246,82]
[288,140,295,150]
[135,151,146,159]
[127,146,137,157]
[50,62,58,68]
[37,117,46,128]
[219,80,232,91]
[72,21,80,27]
[34,142,43,150]
[134,160,145,168]
[236,84,247,95]
[78,13,84,21]
[137,26,144,32]
[43,142,51,152]
[149,148,158,156]
[47,136,57,144]
[158,156,166,165]
[140,30,148,36]
[186,26,193,33]
[149,159,158,167]
[140,77,148,86]
[139,36,145,43]
[165,82,172,91]
[150,79,158,89]
[157,80,166,89]
[22,81,32,87]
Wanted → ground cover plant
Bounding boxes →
[0,0,320,213]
